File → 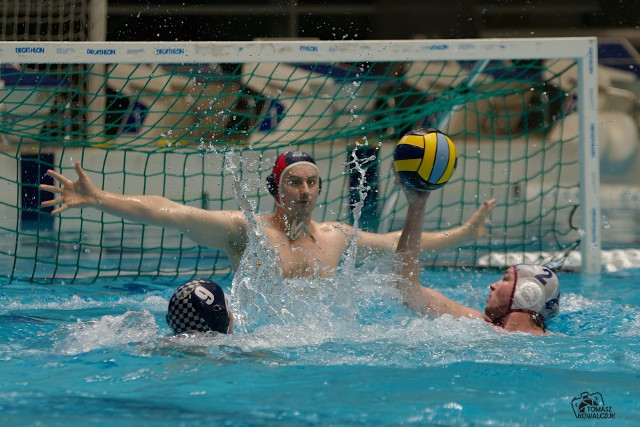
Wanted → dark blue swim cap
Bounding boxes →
[166,279,230,334]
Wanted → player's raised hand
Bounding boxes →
[40,162,99,214]
[466,198,496,238]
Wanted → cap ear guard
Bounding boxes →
[512,279,545,313]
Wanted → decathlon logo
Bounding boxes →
[571,391,616,419]
[15,47,45,54]
[155,48,185,55]
[300,45,318,52]
[87,48,116,55]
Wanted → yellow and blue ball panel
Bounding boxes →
[393,128,457,191]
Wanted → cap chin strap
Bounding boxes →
[286,216,317,242]
[273,196,317,242]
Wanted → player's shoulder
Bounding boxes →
[318,220,354,234]
[196,209,249,232]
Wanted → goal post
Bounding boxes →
[576,45,601,274]
[0,38,601,281]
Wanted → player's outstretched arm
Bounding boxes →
[394,185,485,319]
[40,162,248,253]
[419,198,496,252]
[355,198,496,257]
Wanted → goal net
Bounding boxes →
[0,39,600,282]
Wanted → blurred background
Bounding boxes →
[105,0,640,45]
[1,0,639,45]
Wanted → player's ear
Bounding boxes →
[266,173,278,198]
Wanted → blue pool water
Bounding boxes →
[1,264,639,426]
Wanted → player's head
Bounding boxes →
[266,152,321,205]
[485,264,560,327]
[166,278,232,334]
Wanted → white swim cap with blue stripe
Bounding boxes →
[510,264,560,320]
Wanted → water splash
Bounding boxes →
[222,151,287,333]
[53,310,158,355]
[219,148,389,335]
[341,144,377,277]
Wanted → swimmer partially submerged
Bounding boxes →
[484,263,560,333]
[394,184,560,335]
[166,279,234,335]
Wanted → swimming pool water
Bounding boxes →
[1,266,639,426]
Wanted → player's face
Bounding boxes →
[279,164,320,215]
[484,266,516,321]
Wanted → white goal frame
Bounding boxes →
[0,37,601,274]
